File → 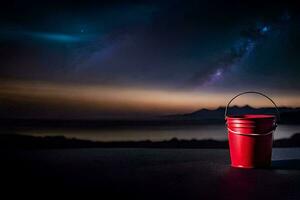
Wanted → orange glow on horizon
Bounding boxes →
[0,80,299,116]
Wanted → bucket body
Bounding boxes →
[226,114,276,168]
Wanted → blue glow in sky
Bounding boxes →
[0,29,88,43]
[261,26,270,33]
[29,32,82,42]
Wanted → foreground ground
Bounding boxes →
[1,148,299,199]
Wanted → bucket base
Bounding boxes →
[231,164,271,169]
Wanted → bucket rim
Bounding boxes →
[226,114,276,120]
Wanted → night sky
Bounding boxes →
[0,0,300,119]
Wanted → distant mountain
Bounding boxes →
[165,106,300,124]
[0,106,299,130]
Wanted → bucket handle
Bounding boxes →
[225,91,280,122]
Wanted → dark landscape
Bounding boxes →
[1,133,300,149]
[1,106,299,149]
[2,106,300,130]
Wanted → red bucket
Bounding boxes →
[225,92,279,168]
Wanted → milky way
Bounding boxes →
[197,13,290,87]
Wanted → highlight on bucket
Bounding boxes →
[225,91,280,169]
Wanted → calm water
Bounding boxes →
[18,124,300,141]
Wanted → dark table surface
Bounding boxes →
[1,148,300,199]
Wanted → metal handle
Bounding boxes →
[225,91,280,121]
